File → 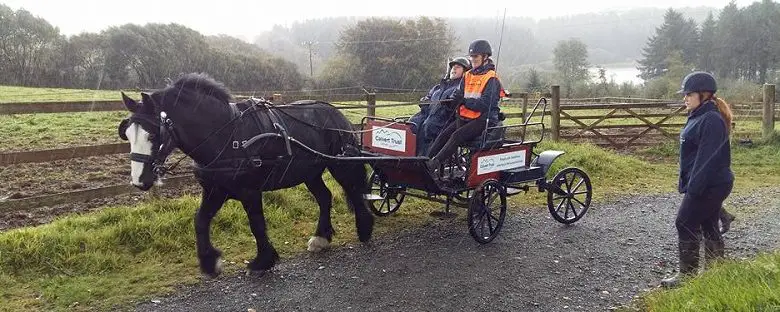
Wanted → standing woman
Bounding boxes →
[661,71,735,288]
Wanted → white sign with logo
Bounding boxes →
[476,150,526,175]
[372,126,406,152]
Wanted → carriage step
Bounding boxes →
[505,187,526,195]
[503,165,540,173]
[363,194,385,201]
[502,166,544,184]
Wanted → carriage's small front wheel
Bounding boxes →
[546,167,592,224]
[468,179,507,244]
[366,171,405,216]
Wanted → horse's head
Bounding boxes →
[118,91,170,190]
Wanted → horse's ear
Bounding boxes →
[121,92,138,112]
[141,92,154,109]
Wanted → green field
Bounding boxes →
[0,86,126,103]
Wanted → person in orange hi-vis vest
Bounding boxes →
[425,39,504,177]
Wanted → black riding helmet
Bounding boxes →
[677,71,717,95]
[468,39,492,56]
[448,56,472,71]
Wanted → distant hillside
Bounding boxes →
[252,6,718,76]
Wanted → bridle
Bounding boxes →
[119,111,181,178]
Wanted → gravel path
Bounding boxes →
[135,187,780,312]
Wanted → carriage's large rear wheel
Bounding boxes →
[468,179,507,244]
[366,171,405,216]
[546,167,592,224]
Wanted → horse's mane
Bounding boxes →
[168,72,233,103]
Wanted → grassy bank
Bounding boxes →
[0,140,679,311]
[639,251,780,312]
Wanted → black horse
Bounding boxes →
[118,73,374,277]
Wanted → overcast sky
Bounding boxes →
[4,0,756,41]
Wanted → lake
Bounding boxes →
[589,65,644,85]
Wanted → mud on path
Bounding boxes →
[134,187,780,312]
[0,152,199,231]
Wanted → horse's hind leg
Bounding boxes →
[304,173,334,252]
[239,189,279,273]
[329,164,374,243]
[195,185,228,277]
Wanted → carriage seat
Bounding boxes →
[464,120,506,150]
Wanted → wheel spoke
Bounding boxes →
[486,208,494,233]
[569,200,578,218]
[477,214,487,238]
[571,178,585,193]
[490,213,500,224]
[572,197,587,209]
[565,173,574,192]
[556,199,566,214]
[564,199,570,219]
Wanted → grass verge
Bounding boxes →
[637,251,780,312]
[0,141,681,311]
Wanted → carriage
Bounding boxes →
[358,98,593,243]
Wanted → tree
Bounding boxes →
[637,9,699,80]
[526,67,544,92]
[713,2,745,79]
[58,32,107,88]
[746,0,780,83]
[330,17,455,89]
[597,66,609,96]
[0,6,62,86]
[553,38,590,97]
[697,12,717,73]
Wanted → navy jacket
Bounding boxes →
[409,78,461,152]
[457,61,501,124]
[678,100,734,196]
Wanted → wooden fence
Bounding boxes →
[0,85,776,214]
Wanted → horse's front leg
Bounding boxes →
[195,186,228,277]
[240,189,279,274]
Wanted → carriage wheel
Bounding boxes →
[454,189,474,203]
[367,171,405,216]
[546,167,592,224]
[468,179,507,244]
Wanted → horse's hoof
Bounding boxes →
[215,257,223,274]
[203,257,223,279]
[307,236,330,252]
[245,269,269,277]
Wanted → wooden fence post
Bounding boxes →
[551,85,561,142]
[521,93,529,122]
[366,93,376,117]
[763,84,776,140]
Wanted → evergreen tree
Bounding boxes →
[526,67,544,92]
[637,9,700,80]
[697,12,717,72]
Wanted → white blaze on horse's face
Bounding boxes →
[126,122,153,187]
